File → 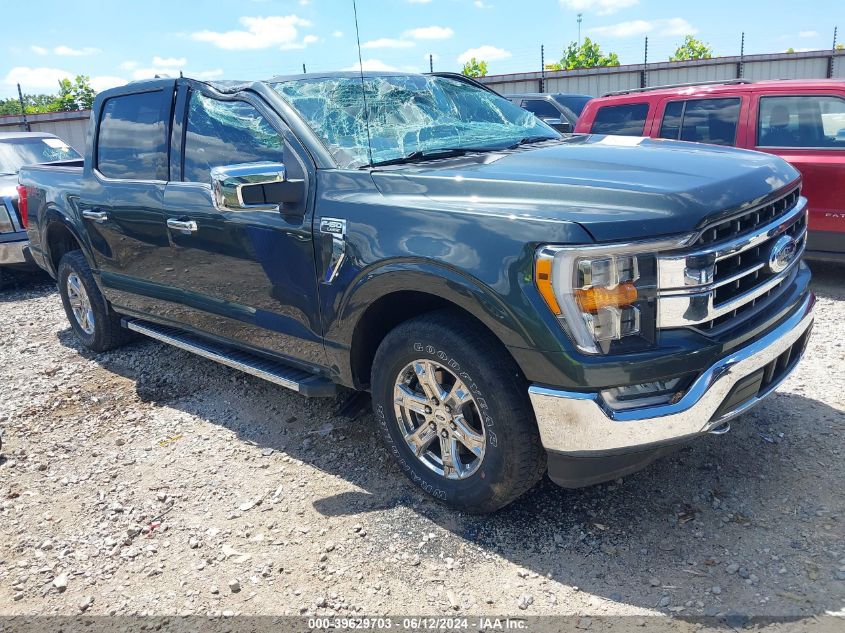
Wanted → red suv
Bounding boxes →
[575,79,845,262]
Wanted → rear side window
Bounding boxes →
[590,103,649,136]
[182,91,284,183]
[757,95,845,148]
[659,98,740,146]
[522,99,561,119]
[97,91,167,180]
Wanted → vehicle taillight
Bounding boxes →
[15,184,28,229]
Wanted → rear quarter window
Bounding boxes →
[659,98,740,146]
[590,103,649,136]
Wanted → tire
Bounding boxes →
[57,251,129,352]
[371,310,546,513]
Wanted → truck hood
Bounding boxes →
[371,135,800,242]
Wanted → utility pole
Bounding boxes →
[429,54,434,73]
[17,84,31,132]
[577,13,583,46]
[540,45,545,93]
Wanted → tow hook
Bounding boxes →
[708,422,731,435]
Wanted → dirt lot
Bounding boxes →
[0,264,842,621]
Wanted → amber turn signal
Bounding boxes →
[574,282,638,314]
[534,256,562,315]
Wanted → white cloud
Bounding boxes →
[457,45,511,63]
[403,26,454,40]
[90,76,127,92]
[132,67,179,80]
[119,60,139,70]
[343,59,398,72]
[153,56,187,67]
[30,46,48,56]
[407,0,432,4]
[3,66,73,89]
[191,15,314,50]
[559,0,638,15]
[54,45,101,57]
[362,38,415,49]
[589,17,695,38]
[303,34,320,44]
[798,30,819,38]
[332,30,344,38]
[474,1,492,7]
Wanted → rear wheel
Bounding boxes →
[371,310,546,513]
[57,251,129,352]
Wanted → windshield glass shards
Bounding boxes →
[271,74,559,169]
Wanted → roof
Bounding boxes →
[504,92,593,98]
[0,131,58,140]
[600,78,845,100]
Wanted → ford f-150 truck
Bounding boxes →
[20,72,814,513]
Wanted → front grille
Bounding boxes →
[657,186,807,335]
[695,188,801,247]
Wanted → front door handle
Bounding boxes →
[81,209,108,223]
[166,218,198,234]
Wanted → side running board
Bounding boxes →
[124,320,337,398]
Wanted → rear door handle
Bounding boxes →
[166,218,198,234]
[81,209,108,223]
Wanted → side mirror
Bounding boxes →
[211,162,304,212]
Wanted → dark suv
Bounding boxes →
[505,93,593,132]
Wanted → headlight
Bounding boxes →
[534,236,691,354]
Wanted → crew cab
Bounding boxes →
[575,79,845,263]
[20,73,814,512]
[1,132,80,282]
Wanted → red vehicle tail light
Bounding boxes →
[15,184,28,229]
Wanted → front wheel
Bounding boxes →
[371,311,546,513]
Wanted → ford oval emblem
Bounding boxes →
[768,235,797,274]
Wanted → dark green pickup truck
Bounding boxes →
[20,72,814,512]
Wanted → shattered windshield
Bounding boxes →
[271,75,559,168]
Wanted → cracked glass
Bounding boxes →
[271,74,558,168]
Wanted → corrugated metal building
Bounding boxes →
[479,49,845,96]
[0,109,90,151]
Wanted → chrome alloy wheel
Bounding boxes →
[66,272,95,335]
[393,359,486,480]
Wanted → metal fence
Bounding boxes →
[478,49,845,96]
[0,109,90,151]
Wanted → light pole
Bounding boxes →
[577,13,582,46]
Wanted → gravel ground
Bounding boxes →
[0,265,842,621]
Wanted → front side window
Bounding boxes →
[757,95,845,148]
[659,98,740,146]
[183,92,284,183]
[590,103,649,136]
[522,99,561,119]
[271,75,558,168]
[0,137,80,176]
[97,91,166,180]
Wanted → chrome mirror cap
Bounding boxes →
[211,162,299,212]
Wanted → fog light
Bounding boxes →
[602,377,687,411]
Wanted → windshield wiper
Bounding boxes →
[369,147,488,168]
[506,136,557,150]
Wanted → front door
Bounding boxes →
[161,83,324,367]
[750,91,845,253]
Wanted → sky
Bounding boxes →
[1,0,842,99]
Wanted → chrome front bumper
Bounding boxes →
[0,237,30,266]
[529,292,815,454]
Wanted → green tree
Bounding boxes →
[837,43,844,50]
[670,35,713,61]
[57,76,96,111]
[547,37,620,71]
[461,58,488,78]
[786,47,796,53]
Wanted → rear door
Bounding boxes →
[161,81,324,367]
[750,90,845,254]
[652,95,746,146]
[80,84,176,314]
